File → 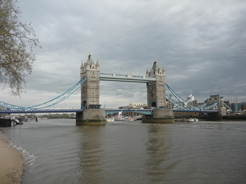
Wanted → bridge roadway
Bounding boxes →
[0,109,219,114]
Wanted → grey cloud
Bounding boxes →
[1,0,245,108]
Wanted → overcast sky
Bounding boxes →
[1,0,246,109]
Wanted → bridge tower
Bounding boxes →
[146,60,166,108]
[76,54,106,125]
[80,53,100,109]
[143,60,173,123]
[219,96,227,116]
[205,95,227,120]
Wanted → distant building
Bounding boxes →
[230,102,246,112]
[128,103,147,109]
[118,103,147,116]
[118,103,147,109]
[118,106,129,109]
[186,93,195,103]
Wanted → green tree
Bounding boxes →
[0,0,40,95]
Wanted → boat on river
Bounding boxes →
[181,118,199,122]
[115,115,125,121]
[106,118,115,123]
[129,117,134,121]
[125,117,134,121]
[188,118,198,122]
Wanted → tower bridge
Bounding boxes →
[77,54,173,125]
[0,53,228,125]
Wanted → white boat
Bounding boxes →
[181,118,199,122]
[115,116,125,121]
[187,118,199,122]
[125,117,134,121]
[133,115,142,121]
[129,117,134,121]
[106,118,115,123]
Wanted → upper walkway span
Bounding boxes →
[100,73,156,83]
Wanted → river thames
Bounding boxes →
[1,119,246,184]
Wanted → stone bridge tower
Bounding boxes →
[76,54,106,125]
[146,60,166,108]
[205,95,227,120]
[143,60,173,123]
[80,54,100,109]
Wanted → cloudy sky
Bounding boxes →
[1,0,246,109]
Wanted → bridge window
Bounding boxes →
[151,102,156,107]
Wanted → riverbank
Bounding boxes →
[0,132,24,184]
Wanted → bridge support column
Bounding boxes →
[219,97,227,117]
[142,109,174,123]
[76,109,106,125]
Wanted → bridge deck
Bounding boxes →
[0,109,219,114]
[0,109,83,114]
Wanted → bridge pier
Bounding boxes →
[76,109,106,125]
[142,109,174,123]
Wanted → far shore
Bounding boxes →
[0,132,24,184]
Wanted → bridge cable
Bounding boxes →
[0,78,87,109]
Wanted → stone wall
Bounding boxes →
[153,109,173,119]
[76,109,106,125]
[142,109,174,123]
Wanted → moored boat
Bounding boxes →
[181,118,199,122]
[106,118,115,123]
[129,117,134,121]
[115,116,125,121]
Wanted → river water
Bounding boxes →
[1,119,246,184]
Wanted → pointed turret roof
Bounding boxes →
[149,60,160,76]
[87,53,95,64]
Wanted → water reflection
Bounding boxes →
[145,124,176,183]
[78,126,104,184]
